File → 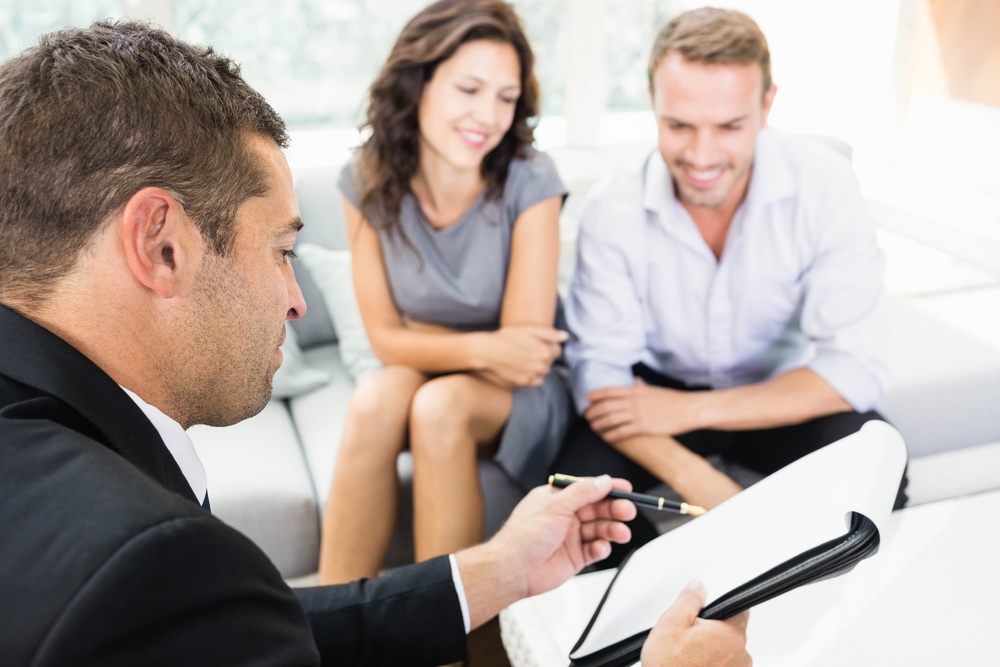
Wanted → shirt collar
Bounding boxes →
[642,148,675,216]
[743,127,796,209]
[120,386,207,505]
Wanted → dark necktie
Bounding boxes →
[202,491,211,513]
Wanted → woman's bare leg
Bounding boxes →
[408,374,514,562]
[318,365,426,584]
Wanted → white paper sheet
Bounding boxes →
[571,420,907,659]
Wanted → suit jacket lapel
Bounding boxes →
[0,305,196,503]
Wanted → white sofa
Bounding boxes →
[189,149,1000,579]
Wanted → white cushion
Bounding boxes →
[295,243,383,383]
[271,322,331,398]
[881,299,1000,458]
[906,440,1000,506]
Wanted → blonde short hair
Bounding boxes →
[648,7,772,96]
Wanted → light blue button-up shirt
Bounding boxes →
[566,128,888,413]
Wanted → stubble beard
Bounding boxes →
[169,255,279,428]
[673,158,752,212]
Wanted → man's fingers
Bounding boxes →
[587,386,633,403]
[582,539,612,566]
[577,495,638,523]
[583,400,612,422]
[548,474,615,513]
[547,474,640,518]
[601,422,639,444]
[586,403,633,433]
[580,518,632,545]
[592,414,620,433]
[610,477,634,493]
[663,581,707,626]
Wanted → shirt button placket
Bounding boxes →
[706,261,731,387]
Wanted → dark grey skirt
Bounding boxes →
[493,365,574,490]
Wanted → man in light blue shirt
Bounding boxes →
[561,8,906,532]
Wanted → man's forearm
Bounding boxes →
[452,541,522,631]
[691,367,851,432]
[610,434,741,509]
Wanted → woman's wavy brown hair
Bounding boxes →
[356,0,539,234]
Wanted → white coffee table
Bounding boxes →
[500,489,1000,667]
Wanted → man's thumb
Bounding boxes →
[555,474,613,510]
[665,581,706,625]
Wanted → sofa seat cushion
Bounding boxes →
[290,343,356,505]
[906,440,1000,506]
[190,400,319,578]
[881,299,1000,458]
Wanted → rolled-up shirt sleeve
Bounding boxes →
[565,185,649,412]
[801,169,889,412]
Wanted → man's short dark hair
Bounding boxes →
[0,21,289,303]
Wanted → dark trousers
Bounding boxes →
[552,363,909,564]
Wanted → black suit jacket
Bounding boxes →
[0,305,466,666]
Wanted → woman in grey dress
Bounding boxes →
[318,0,573,585]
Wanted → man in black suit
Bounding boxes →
[0,21,750,667]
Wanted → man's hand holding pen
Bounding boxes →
[455,475,636,629]
[453,474,750,666]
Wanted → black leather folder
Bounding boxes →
[567,421,906,667]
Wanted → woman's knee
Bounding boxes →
[340,366,424,457]
[409,375,473,438]
[409,375,511,460]
[347,366,423,421]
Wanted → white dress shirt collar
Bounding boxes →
[642,149,675,217]
[119,386,208,505]
[744,127,797,208]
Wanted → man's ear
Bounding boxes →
[120,187,198,299]
[761,83,777,126]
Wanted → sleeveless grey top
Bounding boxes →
[338,151,567,331]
